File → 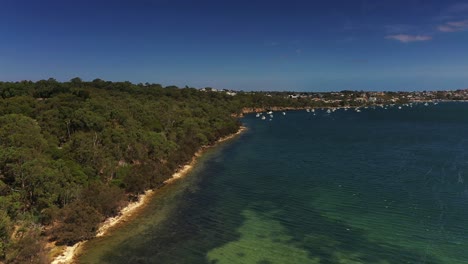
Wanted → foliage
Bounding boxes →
[5,225,49,264]
[51,201,103,246]
[0,78,247,262]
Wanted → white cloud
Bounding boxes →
[385,34,432,43]
[447,20,468,27]
[437,25,458,32]
[437,19,468,32]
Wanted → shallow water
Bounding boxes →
[78,102,468,264]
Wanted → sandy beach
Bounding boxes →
[50,126,246,264]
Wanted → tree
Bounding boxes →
[0,114,47,150]
[52,201,103,246]
[5,225,48,264]
[80,182,125,218]
[0,211,12,260]
[70,77,83,86]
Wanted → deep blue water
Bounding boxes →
[78,102,468,264]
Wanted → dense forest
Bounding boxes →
[0,78,267,263]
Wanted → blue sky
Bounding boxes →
[0,0,467,91]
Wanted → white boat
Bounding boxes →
[261,116,266,120]
[311,109,315,112]
[398,106,402,109]
[282,112,286,115]
[424,102,429,106]
[355,108,361,112]
[267,111,273,114]
[270,114,274,118]
[306,109,310,112]
[326,109,331,114]
[256,113,260,118]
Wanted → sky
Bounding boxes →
[0,0,467,91]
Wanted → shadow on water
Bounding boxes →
[250,201,443,264]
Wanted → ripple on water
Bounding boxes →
[78,103,468,264]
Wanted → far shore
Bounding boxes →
[50,125,247,264]
[238,100,445,116]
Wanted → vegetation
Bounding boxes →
[0,78,244,263]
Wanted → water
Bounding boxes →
[77,102,468,264]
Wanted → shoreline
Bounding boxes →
[50,125,247,264]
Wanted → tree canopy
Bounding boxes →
[0,79,244,263]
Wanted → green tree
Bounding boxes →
[0,211,12,260]
[52,201,103,246]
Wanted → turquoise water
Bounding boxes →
[78,103,468,264]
